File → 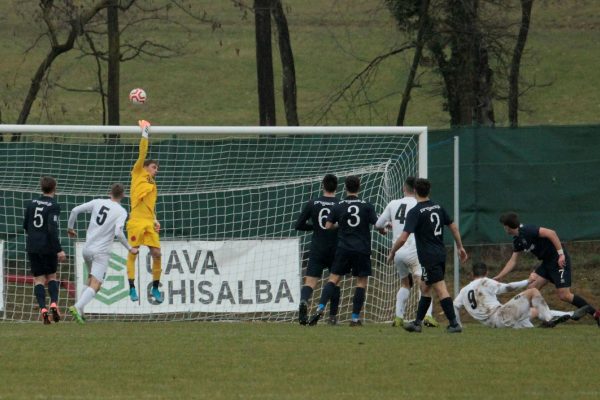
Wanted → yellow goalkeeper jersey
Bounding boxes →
[130,137,157,221]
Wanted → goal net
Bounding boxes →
[0,125,426,323]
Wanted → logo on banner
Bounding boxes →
[90,253,129,305]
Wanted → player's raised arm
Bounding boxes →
[496,279,529,294]
[132,120,151,175]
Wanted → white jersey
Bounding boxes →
[375,197,417,250]
[454,278,528,327]
[68,198,130,254]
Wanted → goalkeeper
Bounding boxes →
[126,120,163,304]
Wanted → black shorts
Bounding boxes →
[331,248,372,277]
[306,251,335,278]
[535,252,571,288]
[421,262,445,286]
[28,252,58,277]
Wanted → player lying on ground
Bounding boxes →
[376,176,438,328]
[454,262,591,329]
[67,183,139,324]
[23,176,67,324]
[126,120,163,304]
[295,174,341,325]
[495,212,599,326]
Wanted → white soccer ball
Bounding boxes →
[129,88,147,104]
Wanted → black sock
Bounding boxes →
[352,287,366,316]
[415,296,432,323]
[330,286,341,316]
[572,295,596,315]
[47,280,59,303]
[128,279,135,289]
[318,281,336,310]
[300,285,313,303]
[34,284,46,309]
[440,297,458,325]
[152,280,160,289]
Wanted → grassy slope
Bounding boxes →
[1,1,599,128]
[0,322,599,399]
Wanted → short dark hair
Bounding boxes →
[144,159,158,168]
[322,174,338,193]
[499,212,520,229]
[345,175,360,193]
[404,176,416,193]
[414,178,431,197]
[111,183,125,199]
[472,262,488,278]
[40,176,56,194]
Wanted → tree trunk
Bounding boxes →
[272,0,298,126]
[106,0,121,143]
[396,0,430,126]
[254,0,276,126]
[509,0,534,128]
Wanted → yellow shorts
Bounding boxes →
[127,219,161,248]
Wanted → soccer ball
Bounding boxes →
[129,88,147,104]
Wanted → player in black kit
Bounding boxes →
[295,174,341,325]
[387,178,468,333]
[495,212,599,326]
[23,176,66,324]
[308,175,379,326]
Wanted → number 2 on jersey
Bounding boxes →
[430,212,442,236]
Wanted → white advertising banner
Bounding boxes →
[75,239,300,314]
[0,240,4,313]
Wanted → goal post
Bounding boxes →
[0,125,427,323]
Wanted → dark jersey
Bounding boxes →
[512,224,560,261]
[23,195,62,254]
[327,195,377,255]
[295,196,339,256]
[404,200,452,267]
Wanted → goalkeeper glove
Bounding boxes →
[139,120,151,138]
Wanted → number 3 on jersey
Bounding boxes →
[347,205,360,227]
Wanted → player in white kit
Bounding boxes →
[376,177,437,327]
[67,183,138,324]
[453,262,581,329]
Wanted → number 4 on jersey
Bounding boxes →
[395,203,407,224]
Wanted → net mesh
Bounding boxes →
[0,128,424,323]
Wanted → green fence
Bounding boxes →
[429,125,600,244]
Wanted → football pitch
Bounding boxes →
[0,322,598,399]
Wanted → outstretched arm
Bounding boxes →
[496,279,529,294]
[132,120,151,174]
[493,252,520,281]
[448,222,468,263]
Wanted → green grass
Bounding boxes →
[1,322,599,399]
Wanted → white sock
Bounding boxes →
[75,287,97,313]
[396,287,410,318]
[532,295,553,321]
[550,309,573,317]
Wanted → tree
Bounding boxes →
[254,0,276,126]
[272,0,298,126]
[508,0,534,128]
[13,0,113,140]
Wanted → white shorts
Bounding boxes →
[395,249,421,280]
[82,248,110,283]
[487,294,533,329]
